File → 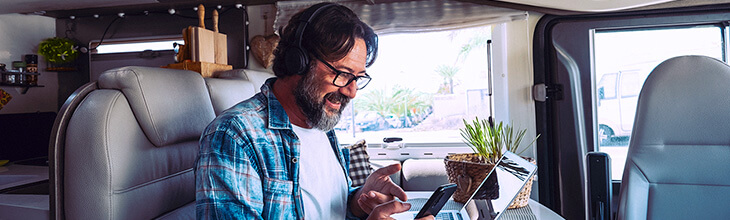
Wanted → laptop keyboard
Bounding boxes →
[435,212,457,220]
[412,212,462,220]
[406,198,462,211]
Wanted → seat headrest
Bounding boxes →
[204,77,257,115]
[636,55,730,144]
[97,66,216,146]
[215,69,275,92]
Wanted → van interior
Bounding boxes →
[2,0,730,219]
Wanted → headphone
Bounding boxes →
[284,3,336,75]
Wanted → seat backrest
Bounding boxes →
[50,66,216,220]
[616,55,730,219]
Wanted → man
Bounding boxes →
[195,3,432,219]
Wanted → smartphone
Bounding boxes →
[414,183,457,219]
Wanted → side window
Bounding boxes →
[593,25,723,180]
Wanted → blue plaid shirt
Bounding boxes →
[196,78,359,220]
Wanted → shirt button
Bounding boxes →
[291,158,298,163]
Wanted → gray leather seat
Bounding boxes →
[616,55,730,219]
[50,66,216,219]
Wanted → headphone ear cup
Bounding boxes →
[285,47,309,75]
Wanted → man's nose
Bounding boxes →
[339,82,357,98]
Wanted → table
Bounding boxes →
[0,164,50,219]
[406,191,564,220]
[0,164,48,191]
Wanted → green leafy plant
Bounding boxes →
[503,122,540,155]
[460,117,539,163]
[38,37,79,64]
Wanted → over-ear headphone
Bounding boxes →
[285,3,336,75]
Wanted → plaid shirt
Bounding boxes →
[196,78,359,220]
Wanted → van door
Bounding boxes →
[617,70,645,132]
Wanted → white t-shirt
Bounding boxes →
[292,125,348,219]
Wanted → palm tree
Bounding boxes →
[356,86,433,128]
[357,88,392,118]
[457,34,490,63]
[435,65,459,94]
[390,86,432,118]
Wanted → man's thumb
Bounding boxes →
[368,201,412,220]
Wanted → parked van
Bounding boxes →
[596,69,650,145]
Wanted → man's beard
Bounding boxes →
[294,72,351,131]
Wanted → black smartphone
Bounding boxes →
[414,183,457,219]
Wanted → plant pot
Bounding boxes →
[444,153,494,203]
[46,62,77,72]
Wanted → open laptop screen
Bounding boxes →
[469,151,537,220]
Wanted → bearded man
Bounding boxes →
[195,3,432,220]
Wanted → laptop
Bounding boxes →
[392,151,537,220]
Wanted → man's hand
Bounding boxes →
[366,200,434,220]
[351,163,408,217]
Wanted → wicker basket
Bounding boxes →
[444,153,494,203]
[444,153,535,209]
[507,157,536,209]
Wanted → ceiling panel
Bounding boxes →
[0,0,157,14]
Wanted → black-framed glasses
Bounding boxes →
[315,57,371,90]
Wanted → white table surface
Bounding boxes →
[406,191,564,220]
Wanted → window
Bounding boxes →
[593,25,723,180]
[335,25,493,147]
[90,37,183,54]
[89,36,183,82]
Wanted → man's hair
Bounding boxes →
[272,3,378,77]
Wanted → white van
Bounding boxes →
[596,69,650,144]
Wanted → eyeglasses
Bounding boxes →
[315,57,371,90]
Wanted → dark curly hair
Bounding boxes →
[272,3,378,77]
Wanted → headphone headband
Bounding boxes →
[286,3,337,75]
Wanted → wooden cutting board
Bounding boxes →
[212,10,228,65]
[190,5,215,63]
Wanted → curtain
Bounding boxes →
[274,0,528,34]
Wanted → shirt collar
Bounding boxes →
[262,77,293,130]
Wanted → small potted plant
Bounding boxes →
[38,37,80,71]
[444,117,539,208]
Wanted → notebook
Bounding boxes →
[392,151,537,220]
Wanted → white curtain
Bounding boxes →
[275,0,528,34]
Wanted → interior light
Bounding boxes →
[236,4,243,9]
[168,9,176,15]
[94,14,100,18]
[70,16,76,20]
[117,13,125,18]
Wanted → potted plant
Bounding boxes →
[38,37,80,71]
[444,117,539,208]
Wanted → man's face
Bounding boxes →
[294,38,368,131]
